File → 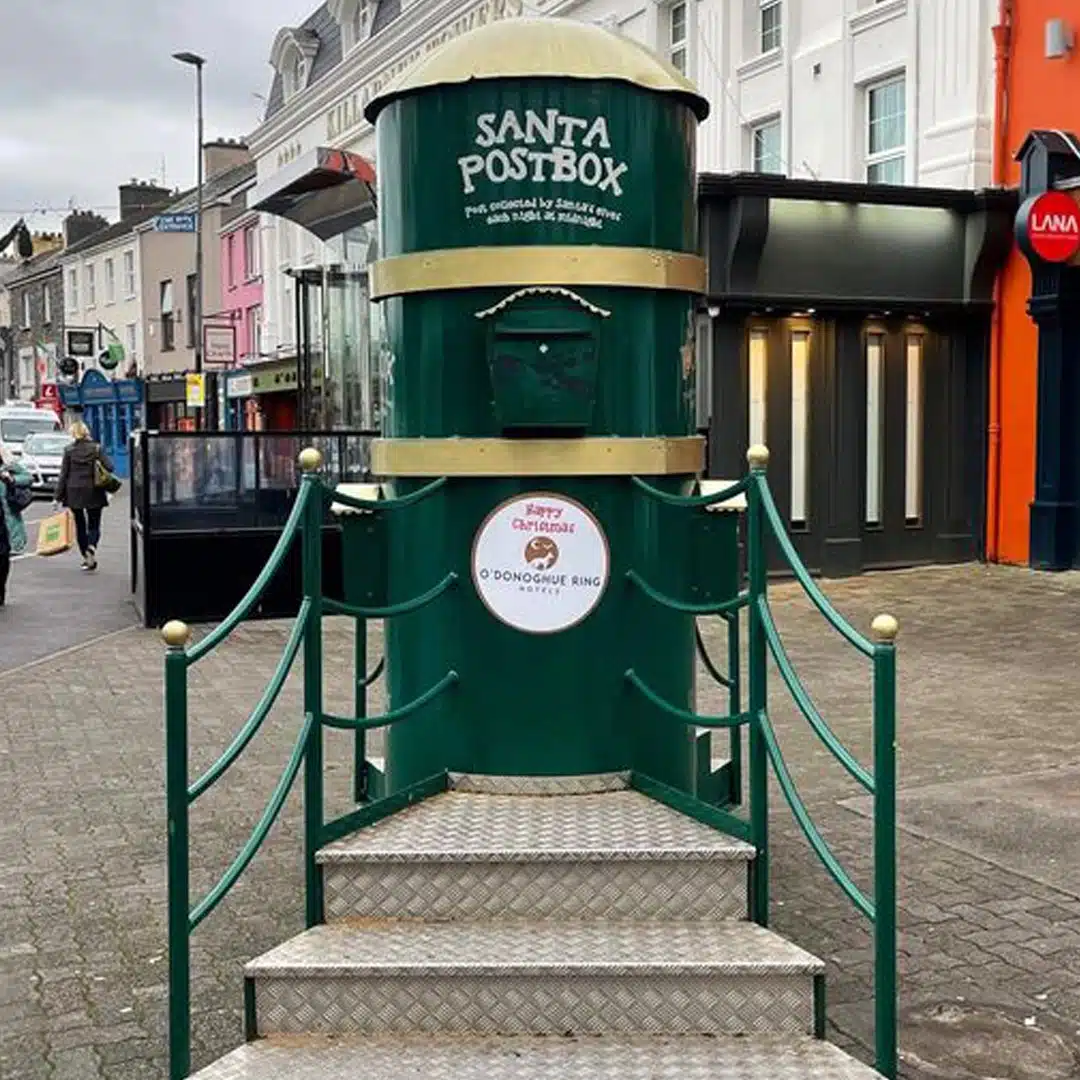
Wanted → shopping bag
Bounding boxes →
[36,509,74,557]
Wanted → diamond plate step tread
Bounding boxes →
[246,920,823,977]
[317,790,756,864]
[190,1034,885,1079]
[249,921,819,1036]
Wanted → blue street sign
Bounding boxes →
[154,212,198,233]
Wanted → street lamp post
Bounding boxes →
[172,51,205,379]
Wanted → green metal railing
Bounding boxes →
[628,446,898,1079]
[163,449,456,1080]
[164,445,896,1079]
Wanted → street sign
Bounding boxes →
[1016,190,1080,264]
[204,324,237,369]
[66,329,95,356]
[185,373,206,408]
[154,212,198,233]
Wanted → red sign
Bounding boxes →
[1021,190,1080,263]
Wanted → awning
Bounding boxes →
[251,147,377,241]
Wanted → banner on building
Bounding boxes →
[185,373,206,408]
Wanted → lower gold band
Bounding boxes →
[369,245,706,299]
[371,437,704,477]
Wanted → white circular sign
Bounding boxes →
[471,492,610,635]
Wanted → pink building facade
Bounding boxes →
[219,210,263,366]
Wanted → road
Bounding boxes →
[0,491,136,673]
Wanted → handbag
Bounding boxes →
[10,484,33,512]
[93,454,122,495]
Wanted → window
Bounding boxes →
[760,0,782,53]
[104,258,116,304]
[247,305,263,358]
[668,2,687,75]
[186,273,198,349]
[160,280,175,352]
[226,234,236,289]
[790,330,811,526]
[68,268,78,312]
[347,0,369,48]
[288,50,307,95]
[125,323,137,370]
[85,264,96,308]
[123,249,136,297]
[282,284,295,347]
[751,118,783,174]
[21,291,31,329]
[748,328,768,448]
[867,75,906,184]
[244,225,259,279]
[42,285,50,326]
[865,333,884,525]
[904,334,924,524]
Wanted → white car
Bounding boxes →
[0,403,62,469]
[20,431,74,496]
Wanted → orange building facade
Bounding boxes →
[990,0,1080,566]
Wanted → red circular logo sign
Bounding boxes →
[1023,190,1080,263]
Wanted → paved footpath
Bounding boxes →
[0,492,135,673]
[3,558,1080,1078]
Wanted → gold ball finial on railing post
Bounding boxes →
[871,613,899,644]
[747,444,770,471]
[162,620,191,649]
[298,446,324,473]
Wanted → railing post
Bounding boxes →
[353,617,368,802]
[746,443,770,927]
[163,619,192,1080]
[726,610,742,805]
[872,613,899,1079]
[299,447,325,928]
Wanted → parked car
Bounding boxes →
[20,430,74,496]
[0,402,63,468]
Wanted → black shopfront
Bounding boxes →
[698,174,1016,577]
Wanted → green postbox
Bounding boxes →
[352,16,733,794]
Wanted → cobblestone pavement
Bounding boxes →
[3,562,1080,1077]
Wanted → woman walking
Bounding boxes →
[0,459,33,606]
[55,421,113,571]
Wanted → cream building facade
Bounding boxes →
[247,0,997,429]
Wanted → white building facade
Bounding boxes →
[248,0,996,427]
[59,230,144,377]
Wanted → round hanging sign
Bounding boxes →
[1016,190,1080,264]
[471,491,610,635]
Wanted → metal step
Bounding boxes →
[247,920,823,1037]
[190,1034,884,1079]
[318,790,755,921]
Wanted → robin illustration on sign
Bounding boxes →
[524,535,559,570]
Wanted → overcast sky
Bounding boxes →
[1,0,316,238]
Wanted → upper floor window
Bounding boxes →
[244,225,260,280]
[668,2,687,75]
[160,279,175,352]
[123,249,136,297]
[104,257,116,304]
[67,268,78,312]
[226,234,236,289]
[287,50,308,96]
[84,264,96,309]
[21,291,31,329]
[867,75,906,185]
[751,117,783,174]
[760,0,782,53]
[42,284,51,326]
